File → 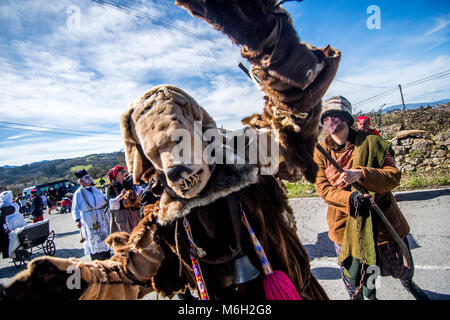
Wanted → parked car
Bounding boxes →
[22,179,77,200]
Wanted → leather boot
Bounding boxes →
[401,279,430,300]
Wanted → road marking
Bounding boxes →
[309,258,450,271]
[415,265,450,270]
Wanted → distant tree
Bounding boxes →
[88,166,103,179]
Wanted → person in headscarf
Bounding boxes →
[106,166,143,234]
[356,116,380,136]
[71,169,111,261]
[0,191,16,258]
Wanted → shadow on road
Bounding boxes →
[311,267,341,280]
[423,290,450,300]
[395,188,450,202]
[406,234,420,250]
[56,230,80,238]
[304,231,337,260]
[0,264,22,283]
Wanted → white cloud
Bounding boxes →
[5,133,33,141]
[0,0,252,166]
[408,14,450,50]
[0,1,238,129]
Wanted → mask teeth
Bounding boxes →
[180,173,199,191]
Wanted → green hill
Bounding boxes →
[0,151,126,195]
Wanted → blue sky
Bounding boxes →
[0,0,449,166]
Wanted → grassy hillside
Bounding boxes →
[0,151,126,195]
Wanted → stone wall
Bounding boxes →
[359,105,450,173]
[391,129,449,172]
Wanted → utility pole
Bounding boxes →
[398,84,406,112]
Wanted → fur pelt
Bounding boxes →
[144,174,328,299]
[105,232,130,253]
[156,163,258,225]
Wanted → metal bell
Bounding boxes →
[232,254,260,284]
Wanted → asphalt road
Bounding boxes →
[1,187,449,300]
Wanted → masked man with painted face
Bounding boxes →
[313,96,428,300]
[71,169,111,261]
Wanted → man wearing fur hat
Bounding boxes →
[313,96,428,300]
[72,169,111,261]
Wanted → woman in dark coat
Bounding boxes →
[47,186,58,212]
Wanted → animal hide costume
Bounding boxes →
[0,0,340,300]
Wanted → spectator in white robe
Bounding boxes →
[71,169,111,261]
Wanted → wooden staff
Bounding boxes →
[315,143,413,268]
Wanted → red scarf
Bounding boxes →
[108,166,127,184]
[324,148,354,190]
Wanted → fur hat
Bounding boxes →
[320,96,354,126]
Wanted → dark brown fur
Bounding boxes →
[145,174,328,300]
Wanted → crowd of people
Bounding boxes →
[0,169,155,262]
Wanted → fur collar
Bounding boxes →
[156,163,259,225]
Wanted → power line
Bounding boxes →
[352,70,450,108]
[89,0,225,45]
[334,79,394,89]
[403,72,450,89]
[0,121,120,135]
[0,124,95,137]
[353,87,398,107]
[403,69,450,87]
[0,122,121,137]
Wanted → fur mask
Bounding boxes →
[120,85,220,200]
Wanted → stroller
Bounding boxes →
[9,219,56,268]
